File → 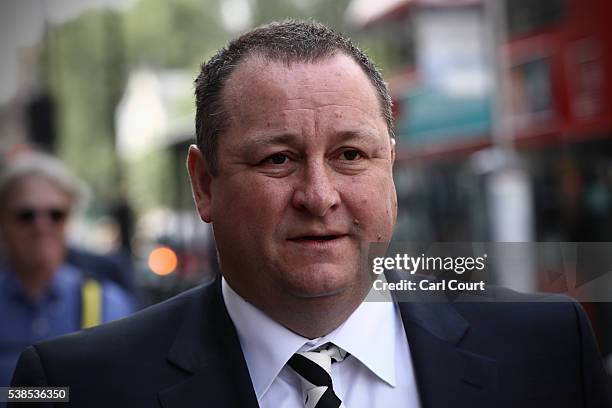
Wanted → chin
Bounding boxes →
[26,253,62,272]
[282,265,362,299]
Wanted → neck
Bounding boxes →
[10,260,56,301]
[272,294,364,339]
[230,279,368,339]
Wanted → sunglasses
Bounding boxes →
[13,207,69,224]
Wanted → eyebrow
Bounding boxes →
[234,133,299,157]
[333,129,381,144]
[245,133,299,148]
[237,128,383,155]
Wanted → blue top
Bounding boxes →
[0,263,137,387]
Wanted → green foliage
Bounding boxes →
[46,10,125,200]
[251,0,352,31]
[123,0,228,68]
[43,0,358,214]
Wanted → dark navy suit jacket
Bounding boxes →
[10,276,611,407]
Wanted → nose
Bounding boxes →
[291,159,340,217]
[31,217,58,235]
[34,217,55,230]
[31,212,67,233]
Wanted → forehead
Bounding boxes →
[222,53,384,126]
[4,175,72,209]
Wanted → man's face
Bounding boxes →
[0,175,71,273]
[189,54,397,308]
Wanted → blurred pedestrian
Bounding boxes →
[0,151,136,387]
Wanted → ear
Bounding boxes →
[187,145,213,223]
[390,137,396,166]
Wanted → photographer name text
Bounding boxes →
[373,278,486,292]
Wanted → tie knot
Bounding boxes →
[317,343,348,364]
[287,343,347,408]
[288,343,347,382]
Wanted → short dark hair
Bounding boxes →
[194,19,394,175]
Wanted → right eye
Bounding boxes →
[265,153,289,165]
[256,152,296,177]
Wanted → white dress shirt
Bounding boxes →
[222,277,421,408]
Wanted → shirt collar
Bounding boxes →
[221,277,398,402]
[321,294,397,387]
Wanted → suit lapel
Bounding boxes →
[158,277,259,408]
[157,273,499,408]
[398,300,499,408]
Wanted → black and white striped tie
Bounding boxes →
[287,343,348,408]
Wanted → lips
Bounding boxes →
[288,229,346,240]
[293,235,341,241]
[287,232,348,248]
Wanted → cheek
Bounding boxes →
[345,176,397,238]
[212,178,292,234]
[4,226,31,247]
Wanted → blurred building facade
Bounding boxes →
[349,0,612,241]
[349,0,612,369]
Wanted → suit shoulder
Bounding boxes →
[451,286,587,348]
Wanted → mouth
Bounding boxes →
[295,234,339,241]
[288,234,347,245]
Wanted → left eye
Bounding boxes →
[340,150,362,161]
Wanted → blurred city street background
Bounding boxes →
[1,0,612,377]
